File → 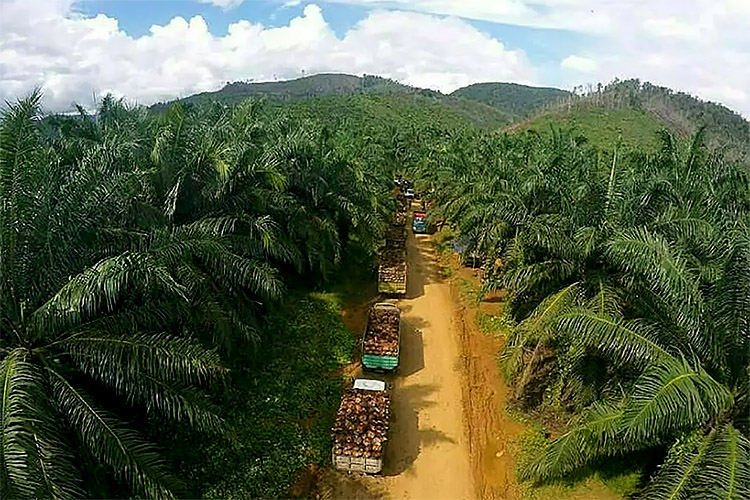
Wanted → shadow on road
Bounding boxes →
[312,468,388,500]
[405,230,442,300]
[397,320,424,377]
[382,383,456,477]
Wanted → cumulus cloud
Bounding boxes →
[569,1,750,115]
[2,0,749,116]
[561,55,597,74]
[0,1,534,111]
[321,0,750,115]
[195,0,246,8]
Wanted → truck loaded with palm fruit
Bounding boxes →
[379,204,408,294]
[361,303,401,371]
[386,224,406,248]
[331,379,391,474]
[378,247,407,295]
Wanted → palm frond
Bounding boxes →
[32,253,188,336]
[558,311,671,369]
[57,332,225,386]
[0,91,43,320]
[607,227,704,335]
[522,400,625,482]
[0,349,39,498]
[639,429,712,500]
[690,424,750,500]
[48,368,180,499]
[621,356,731,443]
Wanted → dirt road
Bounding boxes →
[319,220,624,500]
[380,228,475,499]
[320,222,476,499]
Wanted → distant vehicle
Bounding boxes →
[404,188,415,199]
[412,211,428,233]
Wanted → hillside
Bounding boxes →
[151,73,750,156]
[510,107,668,151]
[156,73,439,108]
[153,73,514,129]
[517,79,750,156]
[282,93,513,131]
[450,82,570,118]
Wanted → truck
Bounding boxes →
[378,247,407,295]
[412,210,428,233]
[386,224,406,248]
[362,303,401,372]
[392,210,407,228]
[332,379,390,474]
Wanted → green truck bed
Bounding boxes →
[362,303,401,372]
[378,279,406,295]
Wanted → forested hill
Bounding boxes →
[151,74,516,129]
[153,74,437,109]
[196,73,436,101]
[450,82,570,117]
[151,73,562,126]
[152,73,750,155]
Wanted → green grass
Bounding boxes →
[524,108,667,151]
[456,274,481,303]
[476,311,512,339]
[506,407,643,500]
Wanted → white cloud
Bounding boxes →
[2,0,749,116]
[313,1,750,116]
[561,2,750,116]
[642,18,702,42]
[195,0,246,9]
[0,1,534,111]
[561,55,597,74]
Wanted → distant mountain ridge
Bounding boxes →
[153,73,750,156]
[151,73,558,123]
[157,74,439,107]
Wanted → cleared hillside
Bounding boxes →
[517,79,750,156]
[510,107,667,151]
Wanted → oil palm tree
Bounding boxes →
[523,225,749,500]
[415,127,749,497]
[496,132,750,498]
[1,93,225,499]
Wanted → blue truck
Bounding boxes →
[412,211,428,233]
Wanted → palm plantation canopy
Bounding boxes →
[0,92,392,498]
[416,129,750,499]
[1,86,749,499]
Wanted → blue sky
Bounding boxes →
[2,0,749,114]
[76,0,593,65]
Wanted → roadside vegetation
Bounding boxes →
[170,292,356,498]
